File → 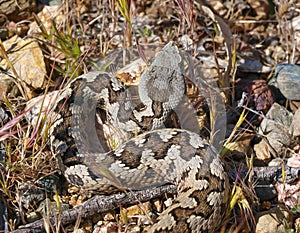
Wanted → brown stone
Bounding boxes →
[0,36,46,99]
[255,206,293,233]
[291,108,300,137]
[0,0,37,22]
[254,139,271,163]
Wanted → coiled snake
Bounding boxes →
[50,42,230,232]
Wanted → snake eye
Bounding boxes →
[98,98,105,105]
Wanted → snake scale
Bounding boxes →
[50,42,230,232]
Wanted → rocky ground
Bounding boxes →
[0,0,300,232]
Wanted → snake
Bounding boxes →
[50,42,230,232]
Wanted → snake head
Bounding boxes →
[138,41,185,111]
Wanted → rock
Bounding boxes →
[28,5,63,36]
[275,180,300,210]
[0,77,16,101]
[0,0,37,22]
[255,181,277,201]
[253,138,271,163]
[38,0,62,6]
[269,63,300,101]
[291,108,300,137]
[237,57,272,73]
[268,158,285,167]
[287,157,300,168]
[259,103,293,157]
[255,206,293,233]
[0,36,47,98]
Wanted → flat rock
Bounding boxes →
[0,77,15,100]
[253,138,272,163]
[259,103,293,157]
[269,64,300,101]
[275,180,300,210]
[0,36,46,95]
[255,180,277,201]
[291,108,300,137]
[255,206,293,232]
[0,0,36,22]
[28,5,64,36]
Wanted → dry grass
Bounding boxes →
[0,0,299,232]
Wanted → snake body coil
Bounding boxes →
[50,42,230,232]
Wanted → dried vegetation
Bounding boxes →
[0,0,299,232]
